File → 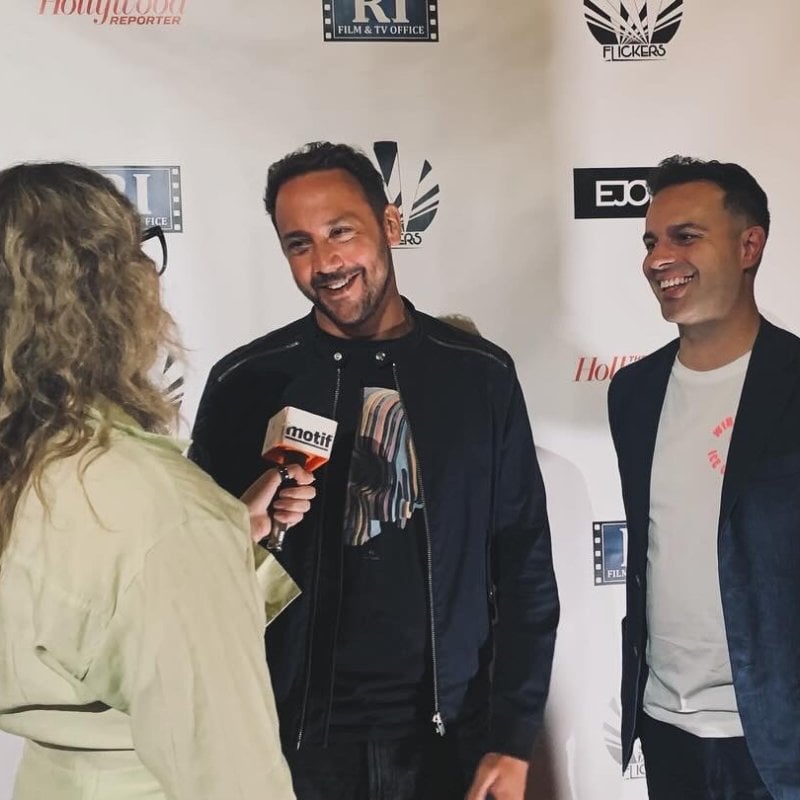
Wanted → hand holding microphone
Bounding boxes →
[257,407,338,551]
[241,463,316,544]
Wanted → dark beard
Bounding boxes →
[306,246,395,334]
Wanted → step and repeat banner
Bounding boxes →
[2,1,799,797]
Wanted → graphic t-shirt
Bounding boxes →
[645,350,750,737]
[326,342,431,740]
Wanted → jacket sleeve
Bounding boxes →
[489,366,560,760]
[607,370,625,457]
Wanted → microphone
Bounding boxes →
[261,406,338,551]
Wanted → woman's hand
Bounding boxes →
[241,464,316,544]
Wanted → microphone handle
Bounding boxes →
[264,450,308,552]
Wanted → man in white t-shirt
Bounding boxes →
[609,157,800,799]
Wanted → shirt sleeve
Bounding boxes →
[82,517,296,800]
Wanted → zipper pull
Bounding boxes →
[432,712,446,736]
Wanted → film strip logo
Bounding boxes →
[94,165,184,407]
[95,166,183,233]
[323,0,438,42]
[593,521,627,585]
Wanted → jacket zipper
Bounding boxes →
[296,365,343,749]
[392,362,445,736]
[215,340,301,384]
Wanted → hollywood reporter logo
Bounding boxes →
[323,0,438,42]
[373,141,439,249]
[574,354,643,382]
[574,168,651,219]
[584,0,683,61]
[38,0,187,26]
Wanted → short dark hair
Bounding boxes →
[264,141,388,227]
[647,155,770,237]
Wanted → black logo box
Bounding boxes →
[574,167,652,219]
[323,0,438,42]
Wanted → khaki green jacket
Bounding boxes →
[0,407,298,799]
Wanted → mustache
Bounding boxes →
[311,267,363,290]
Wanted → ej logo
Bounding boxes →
[595,179,649,208]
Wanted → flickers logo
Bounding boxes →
[373,141,439,249]
[584,0,683,61]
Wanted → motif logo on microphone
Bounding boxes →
[584,0,683,62]
[323,0,438,42]
[594,521,627,585]
[94,167,183,233]
[372,141,439,249]
[285,426,335,453]
[38,0,187,26]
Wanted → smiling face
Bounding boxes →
[642,180,765,334]
[274,168,403,339]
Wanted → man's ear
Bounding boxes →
[741,225,767,272]
[383,205,402,247]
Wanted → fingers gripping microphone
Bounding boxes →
[261,407,338,551]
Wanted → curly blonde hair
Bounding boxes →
[0,162,181,561]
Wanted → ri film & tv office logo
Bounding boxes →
[594,521,627,585]
[584,0,683,62]
[323,0,438,42]
[95,166,184,406]
[373,141,439,249]
[95,166,183,233]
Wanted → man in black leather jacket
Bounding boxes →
[189,142,559,800]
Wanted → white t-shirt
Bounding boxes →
[643,351,750,737]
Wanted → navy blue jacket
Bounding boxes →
[189,301,559,760]
[608,318,800,799]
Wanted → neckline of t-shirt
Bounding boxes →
[314,322,418,356]
[671,349,752,385]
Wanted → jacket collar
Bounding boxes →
[88,401,189,454]
[303,296,425,365]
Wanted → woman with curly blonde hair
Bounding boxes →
[0,163,314,799]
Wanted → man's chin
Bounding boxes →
[315,302,373,333]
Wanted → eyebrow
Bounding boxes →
[280,214,359,244]
[280,230,311,245]
[643,221,710,242]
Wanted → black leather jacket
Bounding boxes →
[189,301,559,760]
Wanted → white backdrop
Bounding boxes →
[2,1,799,797]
